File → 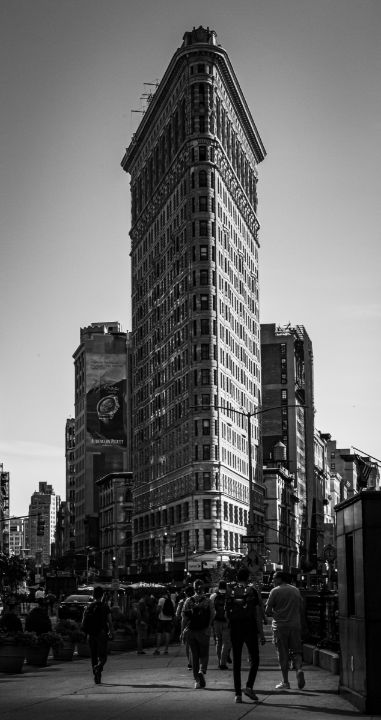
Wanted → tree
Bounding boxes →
[0,553,27,602]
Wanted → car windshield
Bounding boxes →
[63,595,92,603]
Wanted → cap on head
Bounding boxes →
[193,579,204,591]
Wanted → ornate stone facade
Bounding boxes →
[121,28,266,567]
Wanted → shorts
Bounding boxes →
[157,619,173,633]
[273,627,302,666]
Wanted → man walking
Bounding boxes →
[81,586,113,684]
[227,567,266,704]
[265,570,306,690]
[182,579,215,689]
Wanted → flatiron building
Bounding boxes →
[121,27,266,568]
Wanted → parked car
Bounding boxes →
[57,594,93,621]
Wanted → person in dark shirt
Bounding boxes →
[227,567,266,704]
[81,586,113,684]
[25,599,52,634]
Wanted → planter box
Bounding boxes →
[0,644,26,674]
[25,645,50,667]
[53,638,75,661]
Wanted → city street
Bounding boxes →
[1,635,377,720]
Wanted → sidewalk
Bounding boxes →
[1,636,378,720]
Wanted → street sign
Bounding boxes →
[242,536,260,543]
[187,559,202,571]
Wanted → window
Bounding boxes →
[204,529,212,551]
[203,471,211,489]
[199,220,208,236]
[201,394,210,407]
[203,445,211,460]
[199,146,207,161]
[200,319,210,334]
[199,117,205,133]
[200,294,208,310]
[203,499,211,519]
[200,246,208,260]
[281,389,287,401]
[199,196,208,212]
[197,64,205,73]
[201,369,210,385]
[194,500,199,519]
[201,344,209,359]
[202,419,210,435]
[200,269,208,285]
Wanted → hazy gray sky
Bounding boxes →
[1,0,380,516]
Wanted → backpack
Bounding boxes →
[214,592,227,622]
[226,585,258,624]
[81,602,107,635]
[188,596,211,631]
[162,596,175,617]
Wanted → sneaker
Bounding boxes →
[197,671,206,688]
[235,695,242,703]
[219,664,228,670]
[187,663,193,670]
[194,680,201,689]
[153,649,160,655]
[137,650,146,655]
[94,666,102,684]
[297,670,305,689]
[227,655,232,663]
[244,687,259,702]
[275,681,290,689]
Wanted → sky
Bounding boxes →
[1,0,380,518]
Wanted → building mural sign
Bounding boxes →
[86,353,127,448]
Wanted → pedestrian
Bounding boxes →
[265,570,306,690]
[81,586,113,684]
[182,579,215,689]
[35,586,45,602]
[136,594,149,654]
[226,567,266,704]
[177,584,194,669]
[153,586,175,655]
[210,580,231,670]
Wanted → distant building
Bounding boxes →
[64,418,76,553]
[72,322,128,552]
[8,517,26,557]
[96,471,133,575]
[263,442,299,573]
[261,323,315,571]
[27,482,60,565]
[0,464,10,554]
[121,26,266,568]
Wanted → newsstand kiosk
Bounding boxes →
[335,490,381,713]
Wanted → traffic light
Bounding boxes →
[37,516,45,536]
[112,556,116,568]
[163,532,168,544]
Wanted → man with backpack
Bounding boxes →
[210,580,231,670]
[181,579,215,689]
[81,586,113,684]
[153,587,175,655]
[227,567,266,704]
